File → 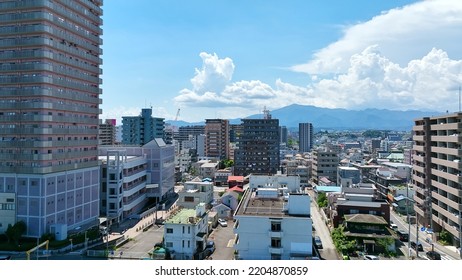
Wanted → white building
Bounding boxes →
[163,203,209,260]
[248,173,301,193]
[200,162,219,179]
[177,178,214,209]
[233,188,313,260]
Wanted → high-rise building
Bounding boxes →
[412,113,462,252]
[0,0,103,237]
[234,110,280,176]
[299,123,313,153]
[280,126,288,144]
[122,108,165,146]
[205,119,229,160]
[99,119,117,145]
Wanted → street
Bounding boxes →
[390,209,460,260]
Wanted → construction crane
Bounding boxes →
[174,108,180,121]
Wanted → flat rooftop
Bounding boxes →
[165,208,200,224]
[236,190,287,217]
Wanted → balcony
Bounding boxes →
[268,230,284,238]
[268,246,283,255]
[431,179,462,197]
[431,146,461,157]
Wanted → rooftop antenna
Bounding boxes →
[263,106,271,119]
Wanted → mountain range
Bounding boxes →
[167,104,442,131]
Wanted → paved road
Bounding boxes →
[308,190,341,260]
[390,210,461,260]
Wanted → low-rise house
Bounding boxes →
[342,214,396,254]
[163,203,209,260]
[177,177,214,209]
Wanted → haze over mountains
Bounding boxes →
[168,104,442,131]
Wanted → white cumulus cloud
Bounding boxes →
[174,0,462,118]
[291,0,462,74]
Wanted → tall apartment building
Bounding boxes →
[205,119,229,160]
[0,0,103,237]
[122,108,165,146]
[234,112,280,176]
[229,124,243,143]
[312,149,339,185]
[99,119,117,145]
[299,123,313,153]
[280,126,288,144]
[412,113,462,250]
[174,125,205,152]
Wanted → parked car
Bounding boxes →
[204,240,215,256]
[364,255,380,260]
[314,236,323,249]
[426,251,441,260]
[390,223,398,231]
[397,230,409,242]
[218,218,228,227]
[411,241,424,251]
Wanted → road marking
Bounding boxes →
[227,239,235,247]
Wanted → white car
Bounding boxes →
[364,255,379,260]
[218,218,228,227]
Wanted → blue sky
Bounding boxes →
[100,0,462,123]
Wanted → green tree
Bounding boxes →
[317,193,328,208]
[376,237,395,256]
[331,225,356,254]
[439,230,452,245]
[5,221,27,245]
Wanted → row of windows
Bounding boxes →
[0,203,15,210]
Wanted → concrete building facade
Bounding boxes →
[412,113,462,249]
[0,0,103,237]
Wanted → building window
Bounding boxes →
[271,238,281,248]
[184,196,194,202]
[271,221,281,232]
[166,228,173,234]
[166,242,173,248]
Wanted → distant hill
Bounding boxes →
[167,104,442,131]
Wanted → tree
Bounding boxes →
[331,225,356,254]
[439,230,452,245]
[5,221,27,245]
[376,237,395,256]
[317,193,328,208]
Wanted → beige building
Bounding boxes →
[312,148,339,185]
[205,119,229,160]
[412,113,462,250]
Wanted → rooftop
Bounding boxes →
[165,208,202,224]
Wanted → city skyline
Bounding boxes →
[101,0,462,124]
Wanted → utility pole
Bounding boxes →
[407,185,411,259]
